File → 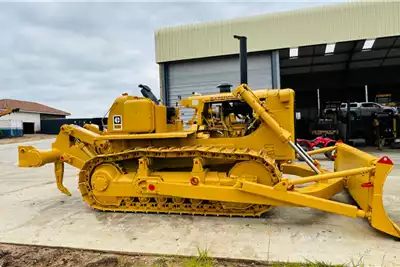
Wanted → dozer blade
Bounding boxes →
[335,142,400,238]
[231,143,399,238]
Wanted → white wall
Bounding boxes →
[0,120,23,129]
[0,112,41,132]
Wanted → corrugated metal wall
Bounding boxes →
[167,53,272,122]
[155,2,400,63]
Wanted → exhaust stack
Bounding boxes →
[234,35,248,85]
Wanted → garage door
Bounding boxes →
[23,122,34,134]
[167,53,272,123]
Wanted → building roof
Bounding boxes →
[279,35,400,75]
[155,2,400,63]
[0,99,70,116]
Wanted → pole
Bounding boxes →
[317,88,321,117]
[271,50,281,89]
[346,100,351,143]
[365,85,368,102]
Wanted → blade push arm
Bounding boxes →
[233,84,291,143]
[233,84,320,173]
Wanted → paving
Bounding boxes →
[1,139,400,266]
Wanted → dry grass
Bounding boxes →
[0,243,371,267]
[183,247,215,267]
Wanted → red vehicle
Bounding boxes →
[296,136,337,160]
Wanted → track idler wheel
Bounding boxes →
[91,163,120,192]
[228,161,277,186]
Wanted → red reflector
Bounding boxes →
[377,156,394,165]
[122,93,128,96]
[190,177,199,186]
[361,182,373,188]
[148,184,155,191]
[337,140,343,143]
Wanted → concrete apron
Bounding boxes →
[1,139,400,265]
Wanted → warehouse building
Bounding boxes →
[155,2,400,124]
[0,99,70,134]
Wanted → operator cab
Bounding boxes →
[180,84,268,137]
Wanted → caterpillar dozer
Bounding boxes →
[18,36,399,238]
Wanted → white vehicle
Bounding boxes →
[339,102,397,119]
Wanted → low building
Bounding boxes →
[0,99,70,134]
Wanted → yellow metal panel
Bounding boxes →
[335,143,376,211]
[180,90,272,107]
[239,181,366,219]
[97,131,195,140]
[124,99,155,133]
[155,2,400,62]
[155,105,167,133]
[281,162,315,177]
[371,158,400,237]
[154,182,291,207]
[108,95,130,133]
[294,178,344,199]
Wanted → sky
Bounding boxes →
[0,1,348,118]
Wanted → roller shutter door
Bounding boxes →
[167,53,272,123]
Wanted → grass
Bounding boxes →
[269,261,346,267]
[175,247,368,267]
[184,247,215,267]
[124,245,370,267]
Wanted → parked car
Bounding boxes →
[338,102,397,119]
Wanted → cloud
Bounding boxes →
[0,1,345,117]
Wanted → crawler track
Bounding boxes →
[78,146,281,217]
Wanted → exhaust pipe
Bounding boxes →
[217,83,232,93]
[233,35,248,85]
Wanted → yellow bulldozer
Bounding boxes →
[18,36,399,238]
